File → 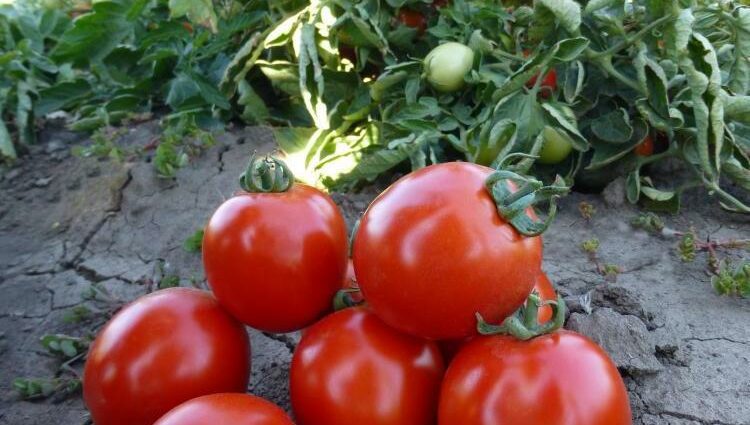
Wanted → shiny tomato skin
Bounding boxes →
[439,331,632,425]
[342,258,364,304]
[353,162,542,340]
[154,393,293,425]
[203,184,348,333]
[439,270,556,363]
[634,135,655,157]
[534,271,556,323]
[398,9,427,34]
[83,288,250,425]
[291,307,445,425]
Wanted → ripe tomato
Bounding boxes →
[203,183,348,333]
[634,135,654,157]
[439,331,632,425]
[342,258,364,304]
[533,271,556,323]
[353,162,542,340]
[291,307,445,425]
[523,50,558,96]
[154,394,293,425]
[83,288,250,425]
[527,69,558,92]
[539,126,574,164]
[439,270,555,362]
[398,9,427,34]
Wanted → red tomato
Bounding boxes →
[342,258,364,304]
[291,307,445,425]
[398,9,427,34]
[154,394,293,425]
[83,288,250,425]
[634,135,655,157]
[353,162,542,340]
[439,270,556,362]
[203,184,348,333]
[524,50,558,97]
[534,271,556,323]
[439,331,632,425]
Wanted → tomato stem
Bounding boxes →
[476,293,567,340]
[485,170,570,236]
[332,289,363,311]
[239,154,295,193]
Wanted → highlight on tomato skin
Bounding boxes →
[290,307,445,425]
[83,288,251,425]
[438,331,633,425]
[154,393,294,425]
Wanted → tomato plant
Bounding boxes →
[83,288,250,425]
[439,331,632,425]
[398,9,427,34]
[634,135,655,157]
[424,42,475,92]
[203,156,348,333]
[353,162,543,340]
[539,126,574,164]
[154,394,293,425]
[291,307,444,425]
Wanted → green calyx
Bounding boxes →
[476,292,567,341]
[239,154,295,193]
[485,169,570,237]
[332,289,363,311]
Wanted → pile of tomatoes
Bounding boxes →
[82,156,632,424]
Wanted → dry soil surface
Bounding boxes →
[0,123,748,425]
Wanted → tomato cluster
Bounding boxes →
[82,157,631,424]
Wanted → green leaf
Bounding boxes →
[626,169,641,203]
[51,1,134,63]
[35,80,93,117]
[337,146,409,185]
[530,0,581,42]
[166,74,201,110]
[0,99,16,159]
[191,73,231,110]
[728,8,750,95]
[590,108,633,144]
[563,61,585,103]
[168,0,218,32]
[298,23,328,129]
[541,102,588,151]
[586,118,647,170]
[723,155,750,191]
[641,186,681,214]
[237,80,270,124]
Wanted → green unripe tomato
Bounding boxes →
[539,126,573,164]
[424,42,475,93]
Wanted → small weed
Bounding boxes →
[581,238,600,254]
[183,229,205,253]
[578,202,596,221]
[154,115,217,179]
[40,334,90,360]
[13,377,81,401]
[72,127,128,161]
[712,260,750,297]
